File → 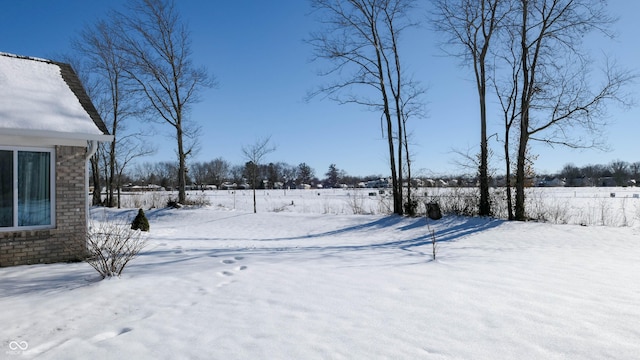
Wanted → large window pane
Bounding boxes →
[0,151,12,227]
[18,151,51,226]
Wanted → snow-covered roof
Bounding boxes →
[0,52,111,142]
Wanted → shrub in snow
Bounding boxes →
[184,192,212,207]
[426,187,478,216]
[85,220,148,278]
[346,193,366,214]
[404,199,419,217]
[166,198,182,209]
[131,208,150,232]
[426,202,442,220]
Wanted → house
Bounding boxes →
[537,177,566,187]
[0,52,112,267]
[599,177,617,187]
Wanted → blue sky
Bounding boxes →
[1,1,638,177]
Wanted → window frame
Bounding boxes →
[0,146,56,231]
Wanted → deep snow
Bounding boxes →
[1,190,639,359]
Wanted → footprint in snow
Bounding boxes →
[217,280,234,288]
[217,257,248,280]
[91,327,133,343]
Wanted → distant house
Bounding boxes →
[599,177,617,187]
[0,53,112,267]
[366,178,391,188]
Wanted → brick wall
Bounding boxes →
[0,145,87,267]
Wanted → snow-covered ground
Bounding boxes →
[122,186,640,226]
[2,189,639,359]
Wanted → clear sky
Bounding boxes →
[1,1,638,177]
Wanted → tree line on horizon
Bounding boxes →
[91,156,640,198]
[100,160,370,194]
[71,0,635,220]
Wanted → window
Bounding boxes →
[0,147,55,230]
[0,150,12,227]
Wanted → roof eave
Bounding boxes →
[1,128,114,142]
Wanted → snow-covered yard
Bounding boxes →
[1,189,639,359]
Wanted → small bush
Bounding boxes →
[404,199,419,217]
[131,208,150,231]
[85,220,148,278]
[346,193,366,215]
[426,202,443,220]
[166,197,181,209]
[184,192,212,206]
[428,187,478,216]
[377,195,392,215]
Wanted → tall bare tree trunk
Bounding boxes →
[433,0,502,217]
[514,128,528,220]
[504,131,514,220]
[177,125,187,203]
[479,69,490,216]
[372,15,401,215]
[108,138,116,207]
[514,0,529,221]
[91,154,102,206]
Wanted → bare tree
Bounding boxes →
[209,158,231,187]
[242,137,276,213]
[189,158,231,188]
[510,0,634,220]
[134,161,180,190]
[190,161,208,188]
[610,160,629,186]
[580,164,600,186]
[90,147,104,205]
[116,0,215,204]
[308,0,424,215]
[280,163,299,189]
[400,80,427,214]
[629,162,640,183]
[72,19,154,208]
[114,134,155,207]
[492,20,521,220]
[433,0,510,217]
[560,163,582,186]
[227,165,245,185]
[130,161,157,184]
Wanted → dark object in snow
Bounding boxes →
[166,198,183,208]
[404,199,419,217]
[426,202,442,220]
[131,208,150,231]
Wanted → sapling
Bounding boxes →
[427,222,438,261]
